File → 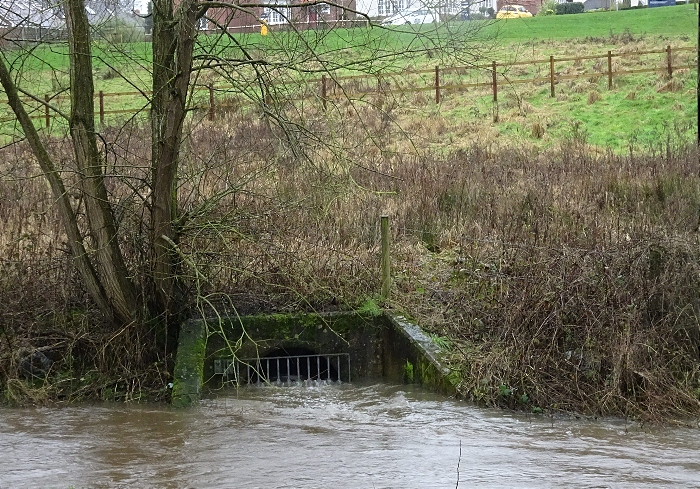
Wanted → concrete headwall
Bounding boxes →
[204,311,385,386]
[172,311,457,406]
[382,314,457,395]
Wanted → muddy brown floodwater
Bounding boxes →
[1,382,699,488]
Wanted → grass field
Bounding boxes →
[6,6,698,79]
[1,5,696,151]
[483,4,698,40]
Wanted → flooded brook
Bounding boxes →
[1,382,699,488]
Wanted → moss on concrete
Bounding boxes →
[383,314,459,396]
[404,360,414,383]
[204,311,385,384]
[171,320,207,408]
[173,309,457,405]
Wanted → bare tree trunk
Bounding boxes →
[151,0,200,316]
[64,0,138,324]
[0,58,114,321]
[1,0,199,327]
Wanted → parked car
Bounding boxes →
[381,8,440,26]
[496,5,533,18]
[648,0,676,6]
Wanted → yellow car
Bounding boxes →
[496,5,533,18]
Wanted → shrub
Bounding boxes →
[555,2,585,14]
[538,0,558,15]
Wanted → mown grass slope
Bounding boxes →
[485,4,698,40]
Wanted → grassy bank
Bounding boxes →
[1,109,699,421]
[484,4,698,40]
[2,6,696,150]
[4,37,696,153]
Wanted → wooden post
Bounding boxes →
[380,215,391,301]
[549,55,555,97]
[666,45,673,78]
[321,74,327,110]
[208,86,214,121]
[492,61,498,102]
[435,65,440,104]
[607,51,613,90]
[99,90,104,125]
[44,94,50,127]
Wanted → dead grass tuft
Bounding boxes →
[530,121,545,139]
[656,78,684,93]
[520,101,535,116]
[571,81,598,94]
[587,91,601,105]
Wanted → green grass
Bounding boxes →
[486,67,698,150]
[482,4,698,41]
[12,5,697,70]
[563,87,695,149]
[7,5,696,82]
[1,5,696,149]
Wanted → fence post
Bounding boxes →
[44,94,50,128]
[549,55,555,97]
[99,90,104,125]
[607,51,613,90]
[209,86,214,121]
[380,215,391,301]
[321,74,327,110]
[435,65,440,104]
[492,61,498,102]
[666,45,672,78]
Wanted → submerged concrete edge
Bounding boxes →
[383,313,458,395]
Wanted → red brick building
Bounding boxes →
[204,0,359,34]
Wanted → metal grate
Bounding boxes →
[214,353,351,384]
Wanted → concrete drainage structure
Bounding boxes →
[171,311,457,407]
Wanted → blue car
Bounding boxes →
[648,0,676,7]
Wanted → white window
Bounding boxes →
[263,0,289,25]
[446,0,460,13]
[387,0,397,14]
[380,0,403,16]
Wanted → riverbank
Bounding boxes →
[0,10,698,421]
[1,121,699,422]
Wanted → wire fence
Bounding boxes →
[0,44,696,127]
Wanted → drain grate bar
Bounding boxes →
[214,353,350,384]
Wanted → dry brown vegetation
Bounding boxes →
[0,67,699,422]
[381,144,700,422]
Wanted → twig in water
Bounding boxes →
[455,439,462,488]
